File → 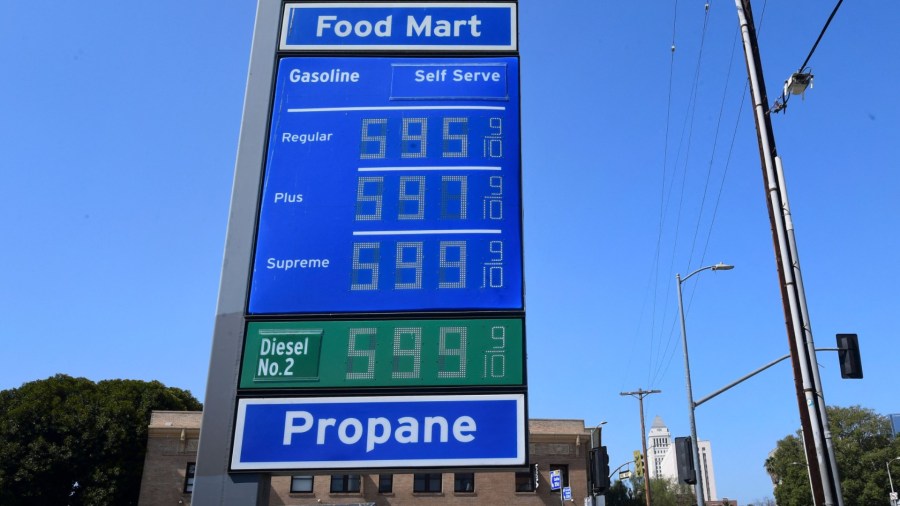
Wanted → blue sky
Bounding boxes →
[1,1,898,503]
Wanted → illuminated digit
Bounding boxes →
[351,242,380,291]
[488,176,503,196]
[392,328,421,379]
[401,117,427,158]
[395,242,423,290]
[355,176,383,221]
[489,240,503,262]
[491,325,506,349]
[439,241,467,289]
[441,175,468,220]
[438,327,467,378]
[490,353,506,378]
[442,117,468,158]
[398,176,425,220]
[483,117,502,158]
[360,118,387,159]
[346,328,376,380]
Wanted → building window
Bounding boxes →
[183,463,196,493]
[330,474,361,493]
[702,453,711,498]
[515,470,536,492]
[378,474,393,494]
[290,475,314,493]
[413,473,442,493]
[454,473,475,492]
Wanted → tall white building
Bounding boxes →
[648,416,672,479]
[646,416,718,501]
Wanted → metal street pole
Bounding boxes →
[676,263,734,506]
[590,421,608,506]
[733,2,842,505]
[621,389,661,506]
[888,457,900,506]
[592,421,608,449]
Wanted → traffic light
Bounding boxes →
[590,446,610,494]
[674,436,697,485]
[837,333,863,379]
[633,450,644,477]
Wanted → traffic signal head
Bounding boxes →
[837,333,863,379]
[674,436,696,485]
[633,450,644,477]
[590,446,610,494]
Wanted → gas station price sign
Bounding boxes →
[248,56,522,315]
[239,318,524,389]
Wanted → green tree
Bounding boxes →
[614,477,693,506]
[0,374,202,506]
[606,479,640,506]
[766,405,900,506]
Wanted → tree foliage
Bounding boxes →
[766,405,900,506]
[606,477,694,506]
[0,374,202,505]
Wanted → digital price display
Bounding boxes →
[239,319,524,389]
[248,56,522,314]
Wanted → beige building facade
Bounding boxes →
[138,411,595,506]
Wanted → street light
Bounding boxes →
[676,262,734,506]
[591,421,608,449]
[888,457,900,506]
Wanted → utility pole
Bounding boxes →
[733,2,843,506]
[621,389,661,506]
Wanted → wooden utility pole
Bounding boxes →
[733,1,843,505]
[621,389,661,506]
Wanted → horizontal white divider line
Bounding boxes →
[353,229,501,236]
[358,166,502,172]
[288,105,506,113]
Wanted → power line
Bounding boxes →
[772,0,844,113]
[649,2,713,388]
[799,0,844,74]
[648,0,682,387]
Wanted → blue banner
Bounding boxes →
[232,394,526,470]
[280,3,517,51]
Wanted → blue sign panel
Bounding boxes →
[280,2,517,51]
[550,469,561,490]
[231,394,526,470]
[563,486,572,501]
[248,56,522,314]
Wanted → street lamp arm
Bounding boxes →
[679,263,734,284]
[610,460,636,479]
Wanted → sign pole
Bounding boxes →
[192,1,280,504]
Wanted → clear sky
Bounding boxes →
[1,1,897,504]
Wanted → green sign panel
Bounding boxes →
[240,318,523,389]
